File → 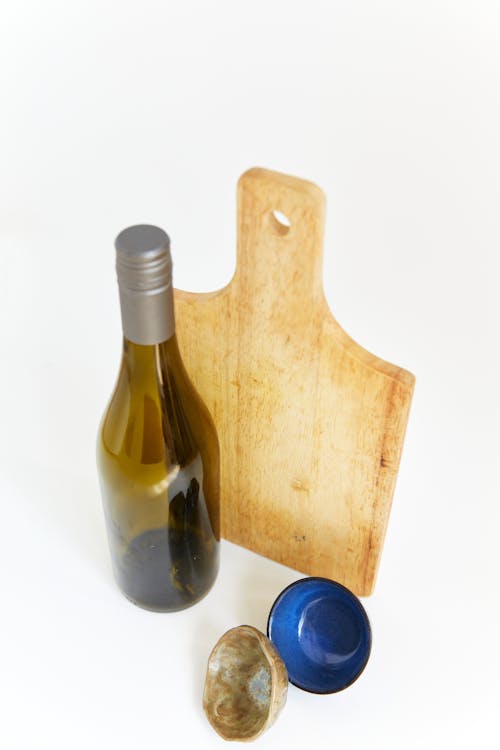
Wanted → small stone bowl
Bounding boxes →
[267,577,371,694]
[203,625,288,742]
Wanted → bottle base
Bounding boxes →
[109,526,220,612]
[120,575,218,613]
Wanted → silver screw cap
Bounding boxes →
[115,225,175,345]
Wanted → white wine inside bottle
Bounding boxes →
[97,225,220,611]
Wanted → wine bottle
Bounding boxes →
[97,225,220,612]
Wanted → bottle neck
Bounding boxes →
[120,334,197,465]
[122,331,180,361]
[118,283,175,346]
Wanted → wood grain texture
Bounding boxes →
[174,167,415,595]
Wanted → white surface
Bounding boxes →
[1,1,499,748]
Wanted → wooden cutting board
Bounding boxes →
[174,167,414,595]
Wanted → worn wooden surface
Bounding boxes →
[174,167,414,595]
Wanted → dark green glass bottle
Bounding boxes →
[97,225,220,611]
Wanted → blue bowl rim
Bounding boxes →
[266,576,372,695]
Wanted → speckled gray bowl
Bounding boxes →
[203,625,288,742]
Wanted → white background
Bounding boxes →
[1,1,499,748]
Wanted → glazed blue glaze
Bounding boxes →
[267,577,371,694]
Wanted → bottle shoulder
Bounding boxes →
[97,348,218,474]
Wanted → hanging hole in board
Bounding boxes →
[271,210,291,236]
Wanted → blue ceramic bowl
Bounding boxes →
[267,577,371,694]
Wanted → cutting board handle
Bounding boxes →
[236,168,327,310]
